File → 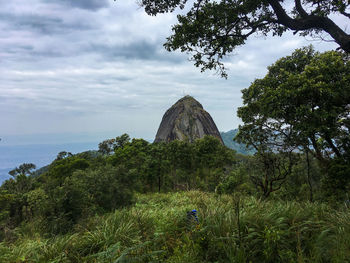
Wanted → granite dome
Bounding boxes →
[154,96,223,144]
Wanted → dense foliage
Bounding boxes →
[0,132,347,261]
[0,136,235,239]
[236,46,350,199]
[1,192,349,262]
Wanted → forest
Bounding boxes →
[0,47,349,262]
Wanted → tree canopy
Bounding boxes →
[236,46,350,196]
[236,46,350,163]
[9,163,36,178]
[140,0,350,77]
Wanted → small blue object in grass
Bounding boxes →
[187,209,199,223]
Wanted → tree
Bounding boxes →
[115,133,131,149]
[9,163,36,178]
[56,151,73,160]
[98,138,116,155]
[193,136,236,190]
[1,163,37,227]
[235,103,299,198]
[139,0,350,77]
[148,142,169,192]
[237,46,350,163]
[236,46,350,195]
[98,134,131,155]
[166,140,194,190]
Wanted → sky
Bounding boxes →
[0,0,347,145]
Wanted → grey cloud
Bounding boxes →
[30,49,66,58]
[51,0,109,10]
[98,76,135,85]
[90,41,158,60]
[2,45,34,54]
[109,76,134,82]
[2,44,66,60]
[0,1,182,65]
[88,41,185,63]
[0,13,94,35]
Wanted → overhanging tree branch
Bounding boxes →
[341,11,350,19]
[268,0,350,52]
[295,0,309,18]
[139,0,350,75]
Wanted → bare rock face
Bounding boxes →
[154,96,224,144]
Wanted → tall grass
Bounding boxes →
[1,191,349,262]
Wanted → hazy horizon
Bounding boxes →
[0,129,239,184]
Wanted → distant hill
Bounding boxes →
[220,129,255,155]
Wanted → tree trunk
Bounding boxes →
[306,150,313,202]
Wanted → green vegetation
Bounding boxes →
[0,136,235,239]
[0,133,348,262]
[1,192,349,262]
[1,47,349,262]
[236,46,350,200]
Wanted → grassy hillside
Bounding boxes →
[220,129,255,155]
[1,191,349,263]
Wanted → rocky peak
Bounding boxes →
[154,96,223,144]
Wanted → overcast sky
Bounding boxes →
[0,0,346,145]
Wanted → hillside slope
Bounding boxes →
[220,129,255,155]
